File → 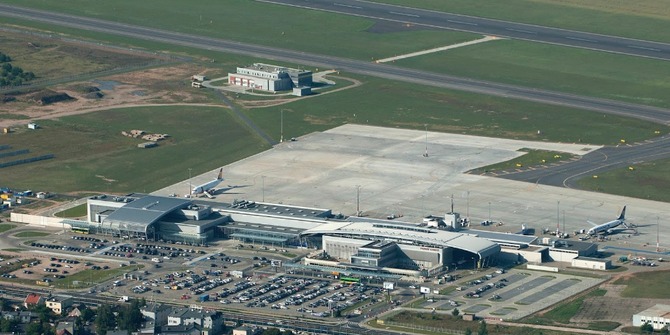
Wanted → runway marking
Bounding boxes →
[505,28,536,34]
[375,35,502,63]
[389,11,419,18]
[333,3,361,9]
[627,45,660,52]
[448,19,478,26]
[565,36,597,43]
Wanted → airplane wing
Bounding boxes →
[586,220,598,227]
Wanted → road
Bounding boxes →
[496,134,670,187]
[263,0,670,61]
[1,4,670,125]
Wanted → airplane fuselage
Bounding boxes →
[588,220,623,235]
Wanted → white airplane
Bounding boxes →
[188,168,224,198]
[587,206,628,235]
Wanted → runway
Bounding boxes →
[1,4,670,124]
[263,0,670,61]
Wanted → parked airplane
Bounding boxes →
[587,206,628,235]
[188,168,224,198]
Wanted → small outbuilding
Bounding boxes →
[633,304,670,330]
[571,256,611,270]
[28,123,39,130]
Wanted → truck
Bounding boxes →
[151,258,162,263]
[199,294,209,302]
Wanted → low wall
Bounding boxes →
[526,264,559,272]
[10,213,70,228]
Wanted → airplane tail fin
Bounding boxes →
[618,206,626,221]
[217,168,223,181]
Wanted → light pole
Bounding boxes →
[488,201,491,223]
[280,109,284,143]
[356,185,361,216]
[261,175,266,202]
[557,200,561,234]
[188,168,192,197]
[423,124,428,157]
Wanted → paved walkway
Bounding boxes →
[376,35,502,63]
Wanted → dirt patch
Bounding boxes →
[0,64,215,128]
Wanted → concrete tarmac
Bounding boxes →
[153,124,670,257]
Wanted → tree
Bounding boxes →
[95,304,115,335]
[452,308,460,317]
[478,320,488,335]
[0,53,10,62]
[0,317,19,333]
[465,328,472,335]
[118,299,143,332]
[641,322,654,334]
[660,326,669,335]
[81,307,95,322]
[262,328,282,335]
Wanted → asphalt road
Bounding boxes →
[264,0,670,61]
[1,4,670,125]
[496,134,670,187]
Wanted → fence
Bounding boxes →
[0,154,54,168]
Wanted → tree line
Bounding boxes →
[0,51,36,87]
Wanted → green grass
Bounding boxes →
[13,231,50,238]
[522,288,606,325]
[577,158,670,202]
[0,223,16,233]
[395,39,670,108]
[2,248,25,252]
[372,0,670,43]
[470,149,575,174]
[613,269,670,298]
[54,204,87,218]
[53,265,143,289]
[382,310,574,335]
[247,76,669,146]
[588,321,621,332]
[1,105,270,193]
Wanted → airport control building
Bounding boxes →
[228,63,312,93]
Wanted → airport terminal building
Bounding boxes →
[81,194,507,278]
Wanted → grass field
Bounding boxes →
[373,0,670,43]
[0,223,16,233]
[54,265,143,289]
[0,30,157,83]
[13,231,50,238]
[523,289,606,324]
[469,149,575,174]
[248,76,668,146]
[576,158,670,203]
[381,310,572,335]
[1,105,270,193]
[396,39,670,108]
[54,204,87,218]
[613,270,670,298]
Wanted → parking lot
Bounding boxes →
[413,268,605,320]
